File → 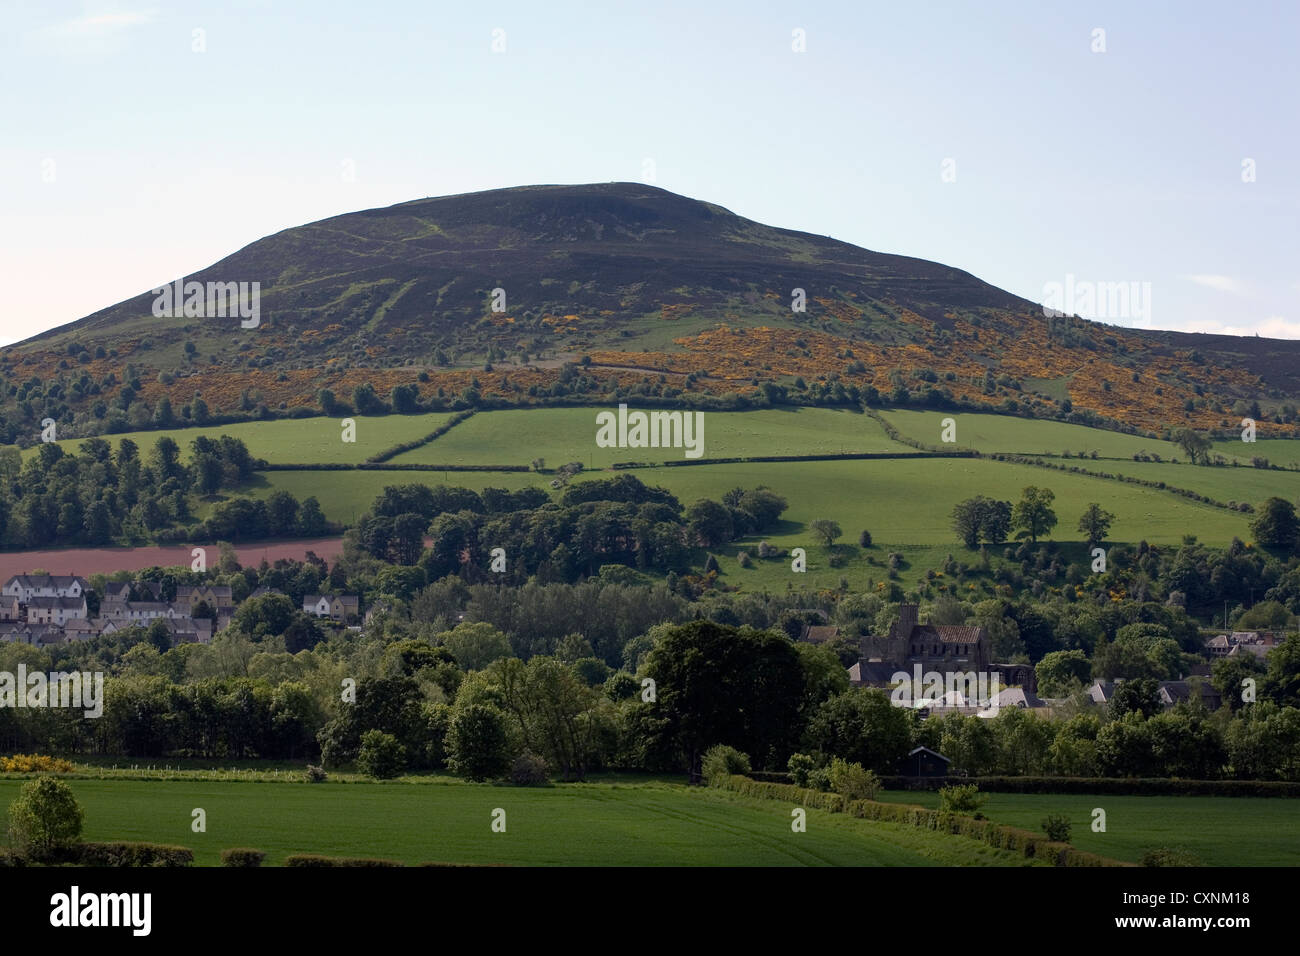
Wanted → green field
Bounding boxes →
[245,469,546,525]
[43,406,1288,587]
[1077,459,1299,508]
[1211,437,1300,468]
[257,455,1254,546]
[391,406,907,468]
[28,413,458,466]
[0,777,1033,867]
[874,789,1300,866]
[882,409,1206,461]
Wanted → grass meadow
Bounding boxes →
[389,405,907,468]
[0,776,1034,867]
[873,789,1300,866]
[26,413,459,466]
[31,405,1290,593]
[879,408,1300,466]
[255,455,1255,546]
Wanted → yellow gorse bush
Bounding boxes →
[0,754,76,773]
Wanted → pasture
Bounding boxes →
[25,413,459,466]
[390,405,907,468]
[255,455,1252,546]
[1212,437,1300,468]
[873,789,1300,866]
[881,409,1205,461]
[0,776,1032,867]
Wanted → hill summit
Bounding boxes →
[4,182,1298,439]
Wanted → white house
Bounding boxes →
[26,595,88,626]
[3,575,90,603]
[303,594,360,622]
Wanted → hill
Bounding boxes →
[4,183,1298,444]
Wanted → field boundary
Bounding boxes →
[365,409,477,463]
[718,775,1131,866]
[259,461,530,473]
[876,775,1300,797]
[612,450,975,469]
[988,453,1256,513]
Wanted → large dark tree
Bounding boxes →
[1250,497,1299,551]
[643,620,804,782]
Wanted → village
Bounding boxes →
[0,577,1282,727]
[0,573,361,648]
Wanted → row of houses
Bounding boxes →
[1205,630,1280,661]
[0,575,363,648]
[899,678,1225,718]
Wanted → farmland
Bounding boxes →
[873,789,1300,866]
[0,537,345,581]
[0,776,1034,867]
[15,405,1297,592]
[882,409,1231,461]
[389,405,907,467]
[24,412,459,466]
[254,455,1255,546]
[1074,459,1300,509]
[1212,437,1300,468]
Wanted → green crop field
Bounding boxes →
[1080,460,1298,508]
[0,777,1034,867]
[881,409,1210,461]
[591,457,1253,549]
[390,406,907,468]
[246,469,546,524]
[255,454,1256,551]
[873,790,1300,866]
[1211,437,1300,468]
[25,413,459,466]
[247,452,1258,596]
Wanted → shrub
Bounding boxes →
[701,744,751,787]
[787,752,817,788]
[284,854,404,867]
[806,767,833,792]
[872,777,1300,798]
[938,784,987,816]
[708,776,1129,867]
[1042,813,1072,842]
[0,755,76,774]
[510,751,550,786]
[6,776,83,861]
[220,848,266,867]
[828,758,880,801]
[356,730,407,779]
[304,764,328,783]
[72,842,193,867]
[859,530,872,548]
[1141,847,1204,867]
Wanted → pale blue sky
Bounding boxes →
[2,0,1296,345]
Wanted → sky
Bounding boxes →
[2,0,1296,346]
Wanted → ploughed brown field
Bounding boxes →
[0,537,346,579]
